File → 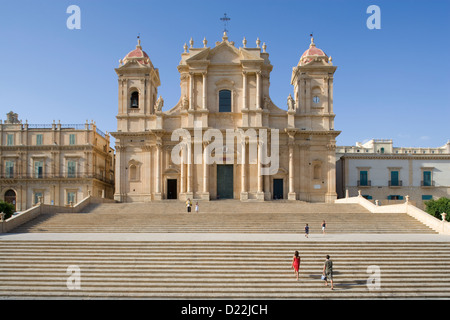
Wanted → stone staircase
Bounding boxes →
[11,201,436,234]
[0,240,449,299]
[2,201,448,299]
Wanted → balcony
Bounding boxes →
[389,180,403,187]
[421,180,435,187]
[0,173,114,185]
[357,180,372,187]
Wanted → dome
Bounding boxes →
[122,39,152,66]
[298,37,329,66]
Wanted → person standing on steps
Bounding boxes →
[292,251,301,281]
[195,201,199,213]
[322,255,334,290]
[321,220,326,234]
[186,198,192,213]
[304,224,309,238]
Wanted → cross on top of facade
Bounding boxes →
[220,13,230,33]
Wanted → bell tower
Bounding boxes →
[291,36,337,131]
[112,38,162,203]
[289,36,339,203]
[115,38,161,133]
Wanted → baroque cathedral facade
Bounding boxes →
[111,33,339,203]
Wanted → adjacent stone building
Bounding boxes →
[336,139,450,208]
[111,34,340,202]
[0,112,115,211]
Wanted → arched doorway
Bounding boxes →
[4,189,16,210]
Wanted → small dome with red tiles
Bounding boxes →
[298,37,330,66]
[122,39,153,67]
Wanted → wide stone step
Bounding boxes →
[1,240,449,299]
[12,207,436,234]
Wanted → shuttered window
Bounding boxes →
[5,161,14,178]
[423,171,432,186]
[68,161,76,178]
[360,171,368,186]
[36,134,43,145]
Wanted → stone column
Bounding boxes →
[180,145,185,194]
[325,143,337,203]
[189,72,194,110]
[256,71,261,109]
[114,146,124,202]
[202,141,210,200]
[288,143,296,200]
[298,143,309,202]
[154,143,162,200]
[323,76,329,113]
[285,131,297,200]
[240,140,248,200]
[256,140,264,200]
[242,72,247,110]
[186,142,193,199]
[142,145,152,201]
[51,151,57,178]
[328,76,334,114]
[187,143,192,193]
[202,72,207,110]
[257,141,262,192]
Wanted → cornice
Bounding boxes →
[340,154,450,160]
[0,145,99,152]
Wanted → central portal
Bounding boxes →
[217,164,233,199]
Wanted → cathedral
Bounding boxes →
[111,32,339,203]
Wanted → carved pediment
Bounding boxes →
[185,41,264,65]
[209,44,241,64]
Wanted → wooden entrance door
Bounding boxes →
[217,165,233,199]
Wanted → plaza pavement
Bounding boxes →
[1,232,449,242]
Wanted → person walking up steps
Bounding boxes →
[322,255,334,290]
[292,251,301,281]
[304,224,309,238]
[186,198,192,213]
[322,220,326,234]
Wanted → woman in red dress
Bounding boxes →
[292,251,301,281]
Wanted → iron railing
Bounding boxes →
[421,180,435,187]
[357,180,371,187]
[388,180,403,187]
[0,173,114,184]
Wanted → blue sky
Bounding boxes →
[0,0,449,148]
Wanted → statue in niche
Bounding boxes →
[287,94,295,111]
[155,96,164,112]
